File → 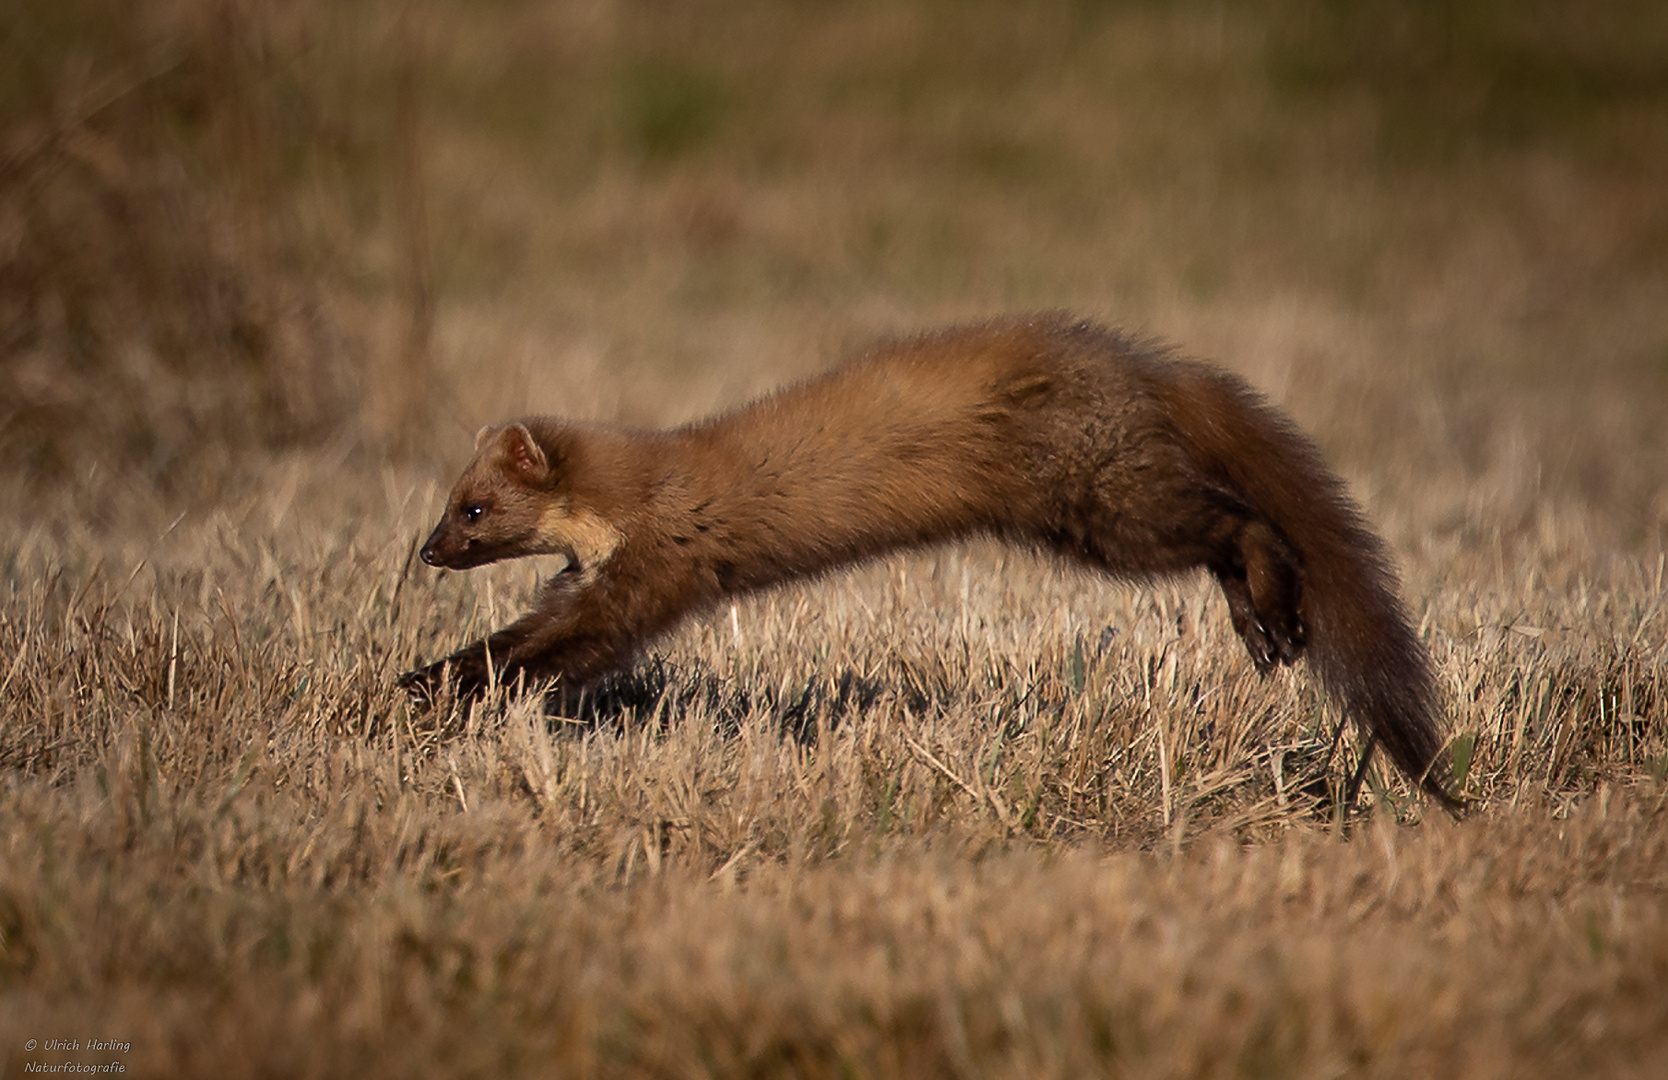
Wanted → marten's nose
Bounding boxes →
[419,544,440,566]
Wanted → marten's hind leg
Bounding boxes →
[1066,448,1306,673]
[1210,517,1306,674]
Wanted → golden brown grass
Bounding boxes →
[3,1,1667,1077]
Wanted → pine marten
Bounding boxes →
[399,315,1458,808]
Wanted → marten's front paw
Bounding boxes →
[397,655,490,705]
[396,661,447,705]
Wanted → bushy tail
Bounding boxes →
[1156,362,1461,811]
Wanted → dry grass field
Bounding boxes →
[3,1,1667,1077]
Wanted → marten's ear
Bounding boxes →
[474,425,495,451]
[495,423,550,483]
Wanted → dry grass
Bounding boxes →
[3,1,1668,1077]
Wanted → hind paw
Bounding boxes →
[1237,610,1306,674]
[1217,567,1306,674]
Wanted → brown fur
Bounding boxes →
[400,315,1459,808]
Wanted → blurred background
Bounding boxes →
[3,0,1666,560]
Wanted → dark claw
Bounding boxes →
[1248,620,1276,674]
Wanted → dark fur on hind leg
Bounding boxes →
[1211,516,1306,674]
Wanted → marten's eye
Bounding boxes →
[462,504,485,524]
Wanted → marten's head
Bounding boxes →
[419,422,622,574]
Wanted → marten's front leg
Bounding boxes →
[1210,517,1306,674]
[398,576,645,705]
[398,616,543,703]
